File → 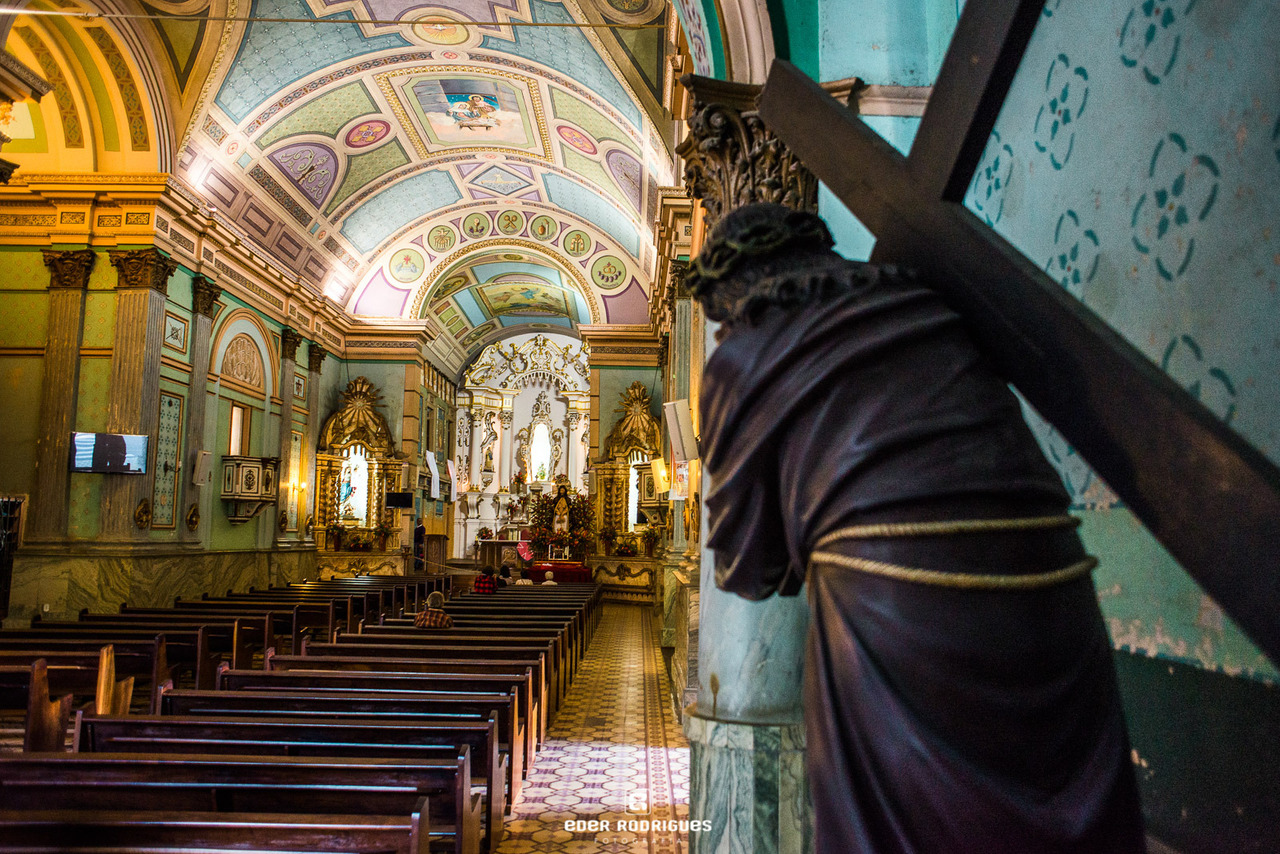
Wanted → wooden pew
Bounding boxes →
[77,611,272,662]
[76,713,507,850]
[268,650,551,744]
[217,665,536,780]
[0,752,480,854]
[0,807,432,854]
[160,686,525,806]
[0,659,73,751]
[0,636,170,713]
[0,646,134,716]
[304,639,562,711]
[334,631,568,701]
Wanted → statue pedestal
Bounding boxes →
[684,713,813,854]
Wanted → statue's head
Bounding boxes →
[686,203,835,325]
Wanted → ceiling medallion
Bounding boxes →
[497,210,525,235]
[591,254,627,289]
[346,119,391,149]
[428,225,457,252]
[463,212,492,239]
[563,230,592,257]
[530,215,559,241]
[389,248,425,283]
[412,16,471,45]
[557,125,597,155]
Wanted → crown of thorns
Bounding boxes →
[686,204,834,297]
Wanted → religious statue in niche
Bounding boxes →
[550,427,564,478]
[481,413,498,473]
[514,427,529,479]
[686,204,1143,854]
[551,484,572,533]
[316,377,406,544]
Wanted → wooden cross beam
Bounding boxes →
[756,0,1280,662]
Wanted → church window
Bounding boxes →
[530,423,551,482]
[229,403,250,455]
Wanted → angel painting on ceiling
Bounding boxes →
[412,77,531,147]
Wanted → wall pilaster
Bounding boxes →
[99,249,177,541]
[28,249,95,541]
[302,343,327,540]
[275,327,302,542]
[178,274,222,542]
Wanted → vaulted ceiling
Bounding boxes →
[170,0,676,366]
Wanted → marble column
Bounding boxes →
[498,409,513,491]
[686,717,811,854]
[100,248,178,541]
[566,411,582,491]
[28,249,95,541]
[275,327,302,542]
[468,406,483,490]
[684,313,813,852]
[178,274,222,543]
[303,343,327,540]
[663,290,693,647]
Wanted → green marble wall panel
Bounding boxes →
[4,548,319,625]
[0,356,44,495]
[685,714,812,854]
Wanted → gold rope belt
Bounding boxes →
[810,514,1097,591]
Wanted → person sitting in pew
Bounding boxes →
[540,572,558,586]
[472,566,497,594]
[513,570,533,586]
[495,565,512,589]
[413,591,455,629]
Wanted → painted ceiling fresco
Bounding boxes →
[174,0,674,365]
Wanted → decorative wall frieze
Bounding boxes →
[41,248,95,289]
[464,333,590,392]
[108,247,178,294]
[676,74,818,230]
[191,274,223,318]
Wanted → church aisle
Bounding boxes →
[496,604,690,854]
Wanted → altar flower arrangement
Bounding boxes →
[613,537,638,557]
[477,526,495,541]
[526,489,594,559]
[640,527,660,556]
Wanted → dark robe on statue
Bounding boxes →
[692,204,1144,854]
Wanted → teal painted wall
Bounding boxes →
[961,0,1279,681]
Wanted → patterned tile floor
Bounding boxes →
[496,604,690,854]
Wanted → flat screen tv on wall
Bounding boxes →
[70,432,149,474]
